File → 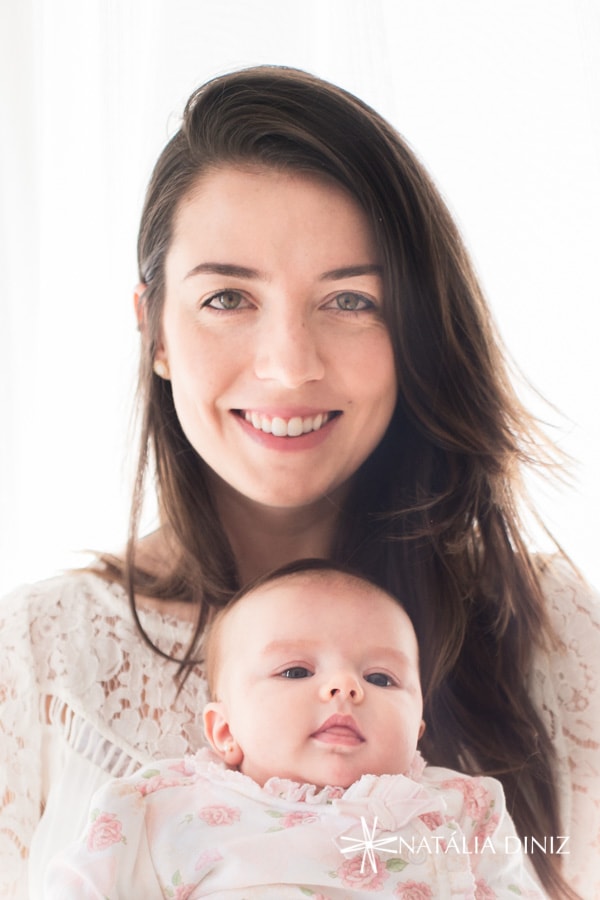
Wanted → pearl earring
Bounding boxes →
[153,359,170,379]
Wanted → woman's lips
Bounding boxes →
[232,409,341,451]
[312,714,365,746]
[238,409,338,437]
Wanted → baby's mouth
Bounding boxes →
[312,714,365,745]
[236,410,340,437]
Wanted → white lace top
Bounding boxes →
[1,559,599,899]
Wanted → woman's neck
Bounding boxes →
[135,481,348,589]
[214,483,344,583]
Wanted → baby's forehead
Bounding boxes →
[248,568,392,602]
[227,569,414,635]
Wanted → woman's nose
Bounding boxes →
[253,308,325,388]
[319,672,364,703]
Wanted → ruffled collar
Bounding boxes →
[186,748,438,825]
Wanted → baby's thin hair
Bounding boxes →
[202,557,407,700]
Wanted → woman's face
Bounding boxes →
[156,165,397,510]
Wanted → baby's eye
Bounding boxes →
[364,672,395,688]
[326,292,375,312]
[202,290,248,311]
[279,666,312,679]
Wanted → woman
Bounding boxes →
[1,66,598,899]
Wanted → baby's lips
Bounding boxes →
[312,714,365,742]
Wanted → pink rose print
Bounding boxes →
[417,811,444,831]
[469,812,500,851]
[194,847,223,871]
[281,811,320,828]
[337,853,389,890]
[168,759,195,776]
[86,812,124,852]
[166,870,196,899]
[300,894,333,900]
[172,886,195,900]
[394,882,433,900]
[136,774,182,796]
[474,879,497,900]
[198,804,241,826]
[440,777,491,819]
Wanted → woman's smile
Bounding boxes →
[233,408,341,451]
[238,409,337,438]
[157,165,397,509]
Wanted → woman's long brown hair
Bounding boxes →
[101,66,577,897]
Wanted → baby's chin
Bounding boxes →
[239,751,417,790]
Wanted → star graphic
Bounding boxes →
[339,816,397,874]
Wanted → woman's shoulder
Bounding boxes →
[2,567,123,615]
[530,555,600,894]
[0,568,197,694]
[536,554,600,617]
[536,552,600,624]
[531,553,600,692]
[0,571,128,690]
[0,569,120,648]
[529,552,599,784]
[1,567,194,643]
[0,568,207,758]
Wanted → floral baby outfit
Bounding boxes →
[44,749,545,899]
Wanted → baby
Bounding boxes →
[44,560,545,898]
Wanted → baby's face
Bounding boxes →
[204,573,424,789]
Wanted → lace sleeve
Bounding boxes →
[533,557,600,898]
[0,585,43,896]
[0,572,205,900]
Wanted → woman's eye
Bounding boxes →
[331,292,374,312]
[364,672,395,687]
[202,290,247,311]
[279,666,312,679]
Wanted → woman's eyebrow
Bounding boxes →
[320,264,383,281]
[184,262,383,281]
[185,261,265,280]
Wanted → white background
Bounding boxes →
[1,0,598,596]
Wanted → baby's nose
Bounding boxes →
[320,672,364,702]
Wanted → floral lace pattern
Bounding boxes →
[529,559,600,897]
[0,571,206,897]
[1,558,599,898]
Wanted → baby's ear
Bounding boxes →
[203,702,243,767]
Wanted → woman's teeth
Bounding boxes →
[243,411,331,437]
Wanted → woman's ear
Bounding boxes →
[418,719,426,740]
[133,283,147,332]
[134,282,171,379]
[203,701,243,767]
